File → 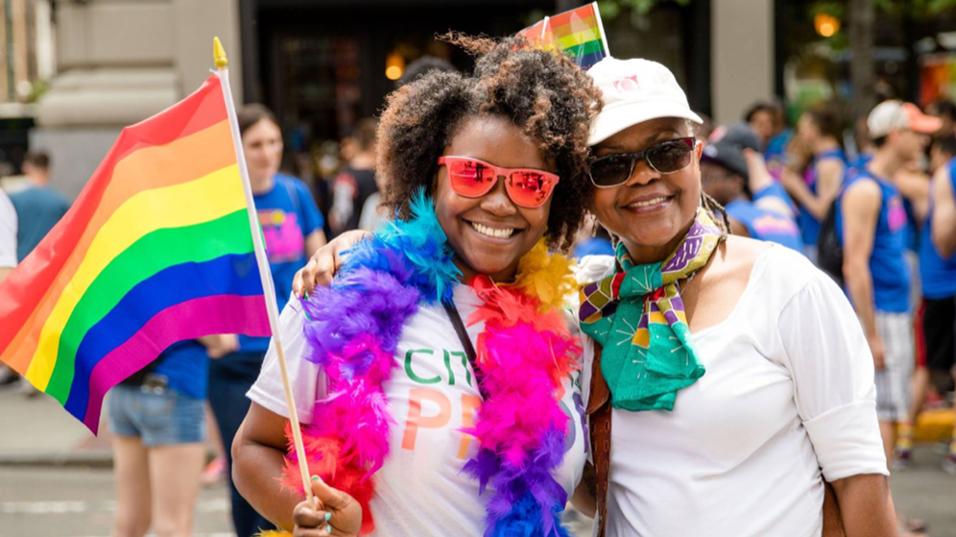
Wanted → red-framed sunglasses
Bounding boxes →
[437,156,560,209]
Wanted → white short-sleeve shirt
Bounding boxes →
[249,285,587,537]
[580,245,887,537]
[0,190,17,268]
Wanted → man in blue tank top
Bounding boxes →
[839,100,941,470]
[701,123,804,252]
[781,104,847,260]
[921,145,956,474]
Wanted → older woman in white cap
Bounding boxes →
[294,57,898,537]
[579,57,895,537]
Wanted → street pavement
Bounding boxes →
[0,384,111,467]
[0,387,953,536]
[0,466,233,537]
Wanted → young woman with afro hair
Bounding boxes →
[231,34,603,537]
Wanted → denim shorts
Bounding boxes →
[107,384,206,446]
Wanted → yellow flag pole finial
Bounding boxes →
[213,36,229,69]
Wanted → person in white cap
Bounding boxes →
[836,100,941,473]
[575,56,895,537]
[294,56,898,537]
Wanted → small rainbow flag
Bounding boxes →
[0,74,271,432]
[518,2,610,70]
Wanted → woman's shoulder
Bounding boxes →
[713,234,769,270]
[719,236,835,307]
[273,173,314,198]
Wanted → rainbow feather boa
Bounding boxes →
[281,191,581,536]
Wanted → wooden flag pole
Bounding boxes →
[212,36,315,505]
[592,1,611,56]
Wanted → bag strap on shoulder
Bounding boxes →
[588,344,612,537]
[442,301,487,399]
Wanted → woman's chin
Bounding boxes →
[619,226,681,250]
[457,258,517,283]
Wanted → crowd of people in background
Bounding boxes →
[717,94,956,536]
[737,96,956,455]
[1,49,955,537]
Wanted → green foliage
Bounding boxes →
[597,0,690,20]
[810,1,844,18]
[876,0,956,17]
[24,79,49,104]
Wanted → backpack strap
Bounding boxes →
[588,344,612,537]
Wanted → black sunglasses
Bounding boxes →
[588,137,697,188]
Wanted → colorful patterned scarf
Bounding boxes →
[279,191,581,536]
[578,211,722,411]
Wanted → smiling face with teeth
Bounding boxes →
[589,117,703,264]
[435,115,554,282]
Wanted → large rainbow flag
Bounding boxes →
[518,2,610,70]
[0,74,271,432]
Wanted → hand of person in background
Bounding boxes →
[743,148,773,193]
[867,332,886,371]
[778,166,806,198]
[292,229,371,298]
[199,334,240,359]
[292,476,362,537]
[743,148,796,219]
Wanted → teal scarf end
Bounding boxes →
[605,363,706,411]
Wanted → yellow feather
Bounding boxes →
[516,240,576,312]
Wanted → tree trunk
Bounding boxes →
[848,0,876,120]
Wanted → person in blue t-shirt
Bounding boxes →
[920,146,956,474]
[780,104,847,259]
[701,123,804,252]
[9,151,69,262]
[838,100,941,472]
[203,104,326,537]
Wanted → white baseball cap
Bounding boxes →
[587,57,703,146]
[867,100,942,138]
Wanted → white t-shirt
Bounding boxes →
[249,285,587,537]
[0,190,17,268]
[358,192,388,232]
[579,245,887,537]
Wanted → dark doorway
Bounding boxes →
[243,1,554,145]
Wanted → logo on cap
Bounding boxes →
[613,75,640,93]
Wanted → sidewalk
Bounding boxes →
[0,387,112,466]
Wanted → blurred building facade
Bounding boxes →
[240,0,773,143]
[20,1,956,197]
[25,0,778,196]
[0,0,51,180]
[28,0,241,198]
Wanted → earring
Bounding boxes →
[587,212,600,238]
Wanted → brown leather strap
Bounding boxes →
[587,344,611,537]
